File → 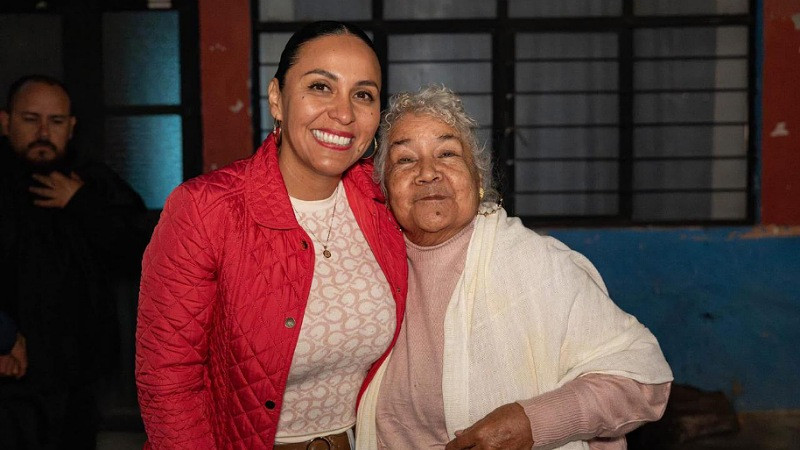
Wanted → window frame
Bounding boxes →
[0,1,202,186]
[251,0,756,226]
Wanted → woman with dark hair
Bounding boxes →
[136,21,407,449]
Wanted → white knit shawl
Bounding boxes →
[357,207,673,449]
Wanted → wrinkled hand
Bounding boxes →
[445,402,534,450]
[30,171,84,208]
[0,334,27,379]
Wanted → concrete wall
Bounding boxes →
[198,0,253,172]
[761,0,800,224]
[549,227,800,411]
[549,0,800,411]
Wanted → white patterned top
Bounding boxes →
[275,182,396,443]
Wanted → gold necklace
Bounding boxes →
[293,184,339,259]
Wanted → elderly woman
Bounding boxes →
[355,85,673,450]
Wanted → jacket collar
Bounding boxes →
[245,133,387,230]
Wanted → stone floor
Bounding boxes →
[677,411,800,450]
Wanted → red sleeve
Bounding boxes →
[135,184,219,449]
[518,374,671,449]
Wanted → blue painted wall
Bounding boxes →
[542,0,800,413]
[548,228,800,411]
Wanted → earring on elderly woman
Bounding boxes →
[273,119,282,146]
[478,188,503,216]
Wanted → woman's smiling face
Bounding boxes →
[385,113,480,247]
[269,33,381,199]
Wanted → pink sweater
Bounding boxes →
[376,220,670,449]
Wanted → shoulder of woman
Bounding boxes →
[175,159,250,209]
[344,160,385,201]
[483,209,550,255]
[485,211,606,289]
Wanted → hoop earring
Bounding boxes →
[273,119,282,146]
[479,187,485,201]
[361,137,378,160]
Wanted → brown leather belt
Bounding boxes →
[274,430,350,450]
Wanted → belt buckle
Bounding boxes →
[306,435,333,450]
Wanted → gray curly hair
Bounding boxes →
[373,84,498,203]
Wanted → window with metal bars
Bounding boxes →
[252,0,753,225]
[0,3,201,210]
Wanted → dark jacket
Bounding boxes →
[0,139,147,387]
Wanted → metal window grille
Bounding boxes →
[252,0,753,225]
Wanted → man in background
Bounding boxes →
[0,75,147,449]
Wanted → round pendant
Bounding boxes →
[323,249,332,259]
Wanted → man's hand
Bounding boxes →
[445,402,534,450]
[11,333,27,376]
[30,171,84,208]
[0,334,27,379]
[0,355,22,378]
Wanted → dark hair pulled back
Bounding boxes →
[273,21,376,89]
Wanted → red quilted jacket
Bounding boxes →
[136,135,408,449]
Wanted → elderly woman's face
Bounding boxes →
[385,114,480,246]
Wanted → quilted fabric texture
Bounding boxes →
[136,135,408,449]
